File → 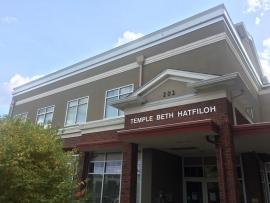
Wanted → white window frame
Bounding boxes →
[88,152,123,203]
[35,105,55,127]
[14,112,28,122]
[64,96,89,127]
[103,84,134,119]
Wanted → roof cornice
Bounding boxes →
[13,4,265,96]
[13,4,228,96]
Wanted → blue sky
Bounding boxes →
[1,0,270,115]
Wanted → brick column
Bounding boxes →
[120,143,138,203]
[216,122,240,203]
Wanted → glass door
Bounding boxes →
[186,181,203,203]
[206,182,219,203]
[185,181,219,203]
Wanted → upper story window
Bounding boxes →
[65,96,89,126]
[104,84,133,118]
[36,105,55,127]
[14,112,28,122]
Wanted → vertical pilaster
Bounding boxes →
[120,143,138,203]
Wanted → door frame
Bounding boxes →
[183,178,219,203]
[182,156,218,203]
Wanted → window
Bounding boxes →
[87,153,122,203]
[65,97,89,126]
[36,106,54,127]
[261,162,270,203]
[14,112,28,122]
[104,84,133,118]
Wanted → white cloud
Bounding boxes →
[0,74,43,115]
[0,16,18,24]
[263,38,270,48]
[246,0,270,12]
[245,0,270,24]
[4,74,43,92]
[260,37,270,81]
[115,31,144,47]
[255,16,261,24]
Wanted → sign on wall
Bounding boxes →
[124,98,228,129]
[130,106,216,124]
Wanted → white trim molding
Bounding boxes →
[131,69,218,97]
[59,117,125,138]
[80,117,124,134]
[15,33,228,106]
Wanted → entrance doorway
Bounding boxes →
[185,181,219,203]
[183,157,219,203]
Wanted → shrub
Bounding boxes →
[0,117,79,203]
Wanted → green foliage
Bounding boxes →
[0,117,81,203]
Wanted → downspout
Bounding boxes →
[136,55,145,87]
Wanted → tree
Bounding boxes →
[0,117,79,203]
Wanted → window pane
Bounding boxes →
[207,182,220,203]
[89,162,104,174]
[66,106,76,125]
[120,85,133,95]
[37,114,45,125]
[119,110,124,116]
[239,180,245,203]
[204,157,216,165]
[46,106,54,112]
[38,108,46,114]
[266,163,270,171]
[105,161,122,174]
[205,166,218,178]
[68,100,78,107]
[102,174,121,203]
[44,112,53,125]
[88,174,103,203]
[119,94,130,99]
[79,97,88,104]
[107,96,118,103]
[77,104,87,123]
[107,89,118,97]
[184,167,203,177]
[186,182,203,202]
[106,105,118,118]
[105,97,119,118]
[184,157,202,165]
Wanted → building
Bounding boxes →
[10,4,270,203]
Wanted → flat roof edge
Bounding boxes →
[13,4,227,96]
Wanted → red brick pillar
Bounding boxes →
[120,143,138,203]
[216,122,240,203]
